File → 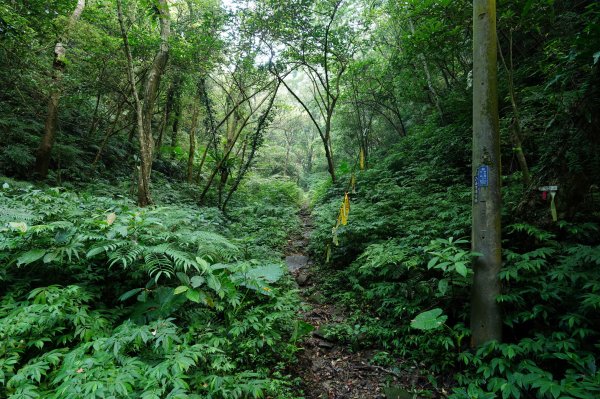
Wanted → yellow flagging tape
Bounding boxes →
[329,192,351,256]
[359,148,365,170]
[337,192,350,226]
[327,167,359,262]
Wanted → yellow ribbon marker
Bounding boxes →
[359,148,365,170]
[331,192,351,248]
[338,192,350,226]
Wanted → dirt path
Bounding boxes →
[285,206,406,399]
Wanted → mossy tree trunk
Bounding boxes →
[34,0,86,178]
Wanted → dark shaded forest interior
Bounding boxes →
[1,0,600,398]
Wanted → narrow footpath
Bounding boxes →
[285,205,407,399]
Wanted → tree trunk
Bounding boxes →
[218,95,241,205]
[284,131,291,176]
[324,110,336,183]
[222,84,279,211]
[165,74,183,158]
[156,83,175,157]
[34,0,86,178]
[510,123,531,186]
[274,65,338,183]
[170,93,182,157]
[92,100,124,166]
[87,88,103,137]
[470,0,503,347]
[187,103,199,183]
[199,88,273,205]
[138,0,170,206]
[498,32,531,186]
[409,19,445,124]
[117,0,170,207]
[306,142,313,173]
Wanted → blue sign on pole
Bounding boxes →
[477,165,489,187]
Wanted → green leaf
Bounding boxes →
[174,285,189,295]
[86,246,106,258]
[115,225,128,237]
[411,308,447,330]
[522,0,534,17]
[176,272,190,286]
[119,288,143,301]
[427,257,439,269]
[438,279,449,295]
[17,249,46,266]
[207,274,221,292]
[455,262,468,277]
[186,289,201,303]
[245,264,284,283]
[190,275,205,288]
[291,320,315,341]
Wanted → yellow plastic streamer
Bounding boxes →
[332,226,339,246]
[359,148,365,170]
[329,193,352,258]
[337,192,350,226]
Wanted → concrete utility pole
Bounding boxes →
[470,0,503,347]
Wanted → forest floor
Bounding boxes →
[285,205,410,399]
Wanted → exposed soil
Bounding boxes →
[284,206,413,399]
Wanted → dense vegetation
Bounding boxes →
[1,0,600,398]
[0,177,306,398]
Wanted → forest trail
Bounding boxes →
[285,205,407,399]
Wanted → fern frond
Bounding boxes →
[109,244,144,268]
[145,252,175,282]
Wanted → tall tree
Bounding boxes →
[498,31,531,186]
[34,0,86,178]
[470,0,502,346]
[117,0,171,206]
[259,0,360,183]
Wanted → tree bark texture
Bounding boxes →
[187,103,199,183]
[218,98,241,206]
[118,0,170,206]
[470,0,503,347]
[35,0,86,178]
[169,75,183,157]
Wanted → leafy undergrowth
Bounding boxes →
[308,129,600,398]
[0,177,305,399]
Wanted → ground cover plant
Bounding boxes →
[307,127,600,398]
[0,179,304,399]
